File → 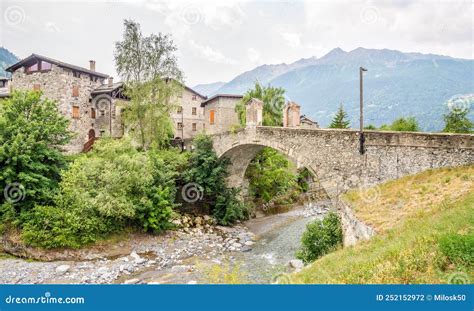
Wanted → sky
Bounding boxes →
[0,0,472,86]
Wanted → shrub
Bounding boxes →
[0,91,71,223]
[22,139,182,248]
[184,134,248,225]
[296,212,343,264]
[438,233,474,268]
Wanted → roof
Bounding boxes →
[91,82,124,95]
[163,77,207,99]
[0,77,9,81]
[201,94,243,107]
[6,54,109,78]
[300,114,318,124]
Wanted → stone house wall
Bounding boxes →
[170,88,206,139]
[203,97,241,135]
[10,64,105,153]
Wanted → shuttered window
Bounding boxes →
[209,110,215,125]
[91,108,96,119]
[72,106,80,119]
[72,85,79,97]
[192,107,197,115]
[192,123,197,131]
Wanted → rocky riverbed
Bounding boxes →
[0,200,332,284]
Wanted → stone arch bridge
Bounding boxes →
[211,126,474,198]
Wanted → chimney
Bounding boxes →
[108,77,113,87]
[89,60,96,72]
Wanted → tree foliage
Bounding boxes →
[0,91,71,223]
[236,82,286,126]
[442,108,473,133]
[114,19,183,149]
[184,135,249,225]
[379,117,420,132]
[329,104,351,129]
[245,148,298,203]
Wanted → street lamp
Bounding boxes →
[359,67,368,155]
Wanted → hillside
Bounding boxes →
[192,81,226,96]
[204,47,473,131]
[0,47,19,78]
[292,166,474,284]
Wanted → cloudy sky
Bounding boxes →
[0,0,472,86]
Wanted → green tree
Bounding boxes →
[184,135,248,225]
[388,117,420,132]
[0,90,71,222]
[329,104,351,129]
[245,148,298,203]
[442,108,473,133]
[114,19,183,149]
[235,81,286,126]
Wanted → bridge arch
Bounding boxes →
[211,127,474,199]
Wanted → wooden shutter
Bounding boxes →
[192,123,197,131]
[72,106,80,119]
[210,110,215,125]
[72,85,79,97]
[91,108,96,119]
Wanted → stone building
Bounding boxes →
[0,77,9,98]
[201,94,243,135]
[170,85,207,139]
[300,114,319,128]
[283,101,301,127]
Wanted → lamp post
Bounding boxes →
[359,67,368,154]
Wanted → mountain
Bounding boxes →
[210,47,473,131]
[0,47,19,78]
[192,81,226,96]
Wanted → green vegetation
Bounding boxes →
[246,148,298,203]
[22,139,187,248]
[379,117,420,132]
[296,212,343,264]
[329,104,350,129]
[442,107,473,133]
[114,19,183,149]
[235,81,286,126]
[293,166,474,284]
[184,135,249,225]
[0,90,71,225]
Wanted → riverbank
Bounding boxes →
[0,200,331,284]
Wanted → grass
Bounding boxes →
[292,166,474,284]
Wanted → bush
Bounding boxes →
[438,233,474,268]
[296,212,343,264]
[0,90,71,223]
[22,139,183,248]
[184,134,248,225]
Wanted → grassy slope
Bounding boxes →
[293,166,474,284]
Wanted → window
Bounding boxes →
[91,108,96,119]
[177,122,183,129]
[73,71,81,78]
[33,84,41,91]
[192,123,197,131]
[72,106,80,119]
[112,107,116,119]
[41,61,52,71]
[209,110,215,125]
[72,85,79,97]
[177,106,183,114]
[192,95,197,101]
[25,62,39,73]
[100,110,105,117]
[192,107,197,115]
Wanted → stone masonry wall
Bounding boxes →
[170,88,205,139]
[203,97,241,135]
[11,64,104,153]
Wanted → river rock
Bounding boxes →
[170,265,192,273]
[244,241,255,246]
[97,267,108,274]
[187,280,197,284]
[289,259,304,270]
[55,265,70,274]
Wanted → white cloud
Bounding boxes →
[189,40,237,64]
[281,32,301,48]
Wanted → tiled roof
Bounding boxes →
[201,94,243,107]
[6,54,109,78]
[91,82,124,95]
